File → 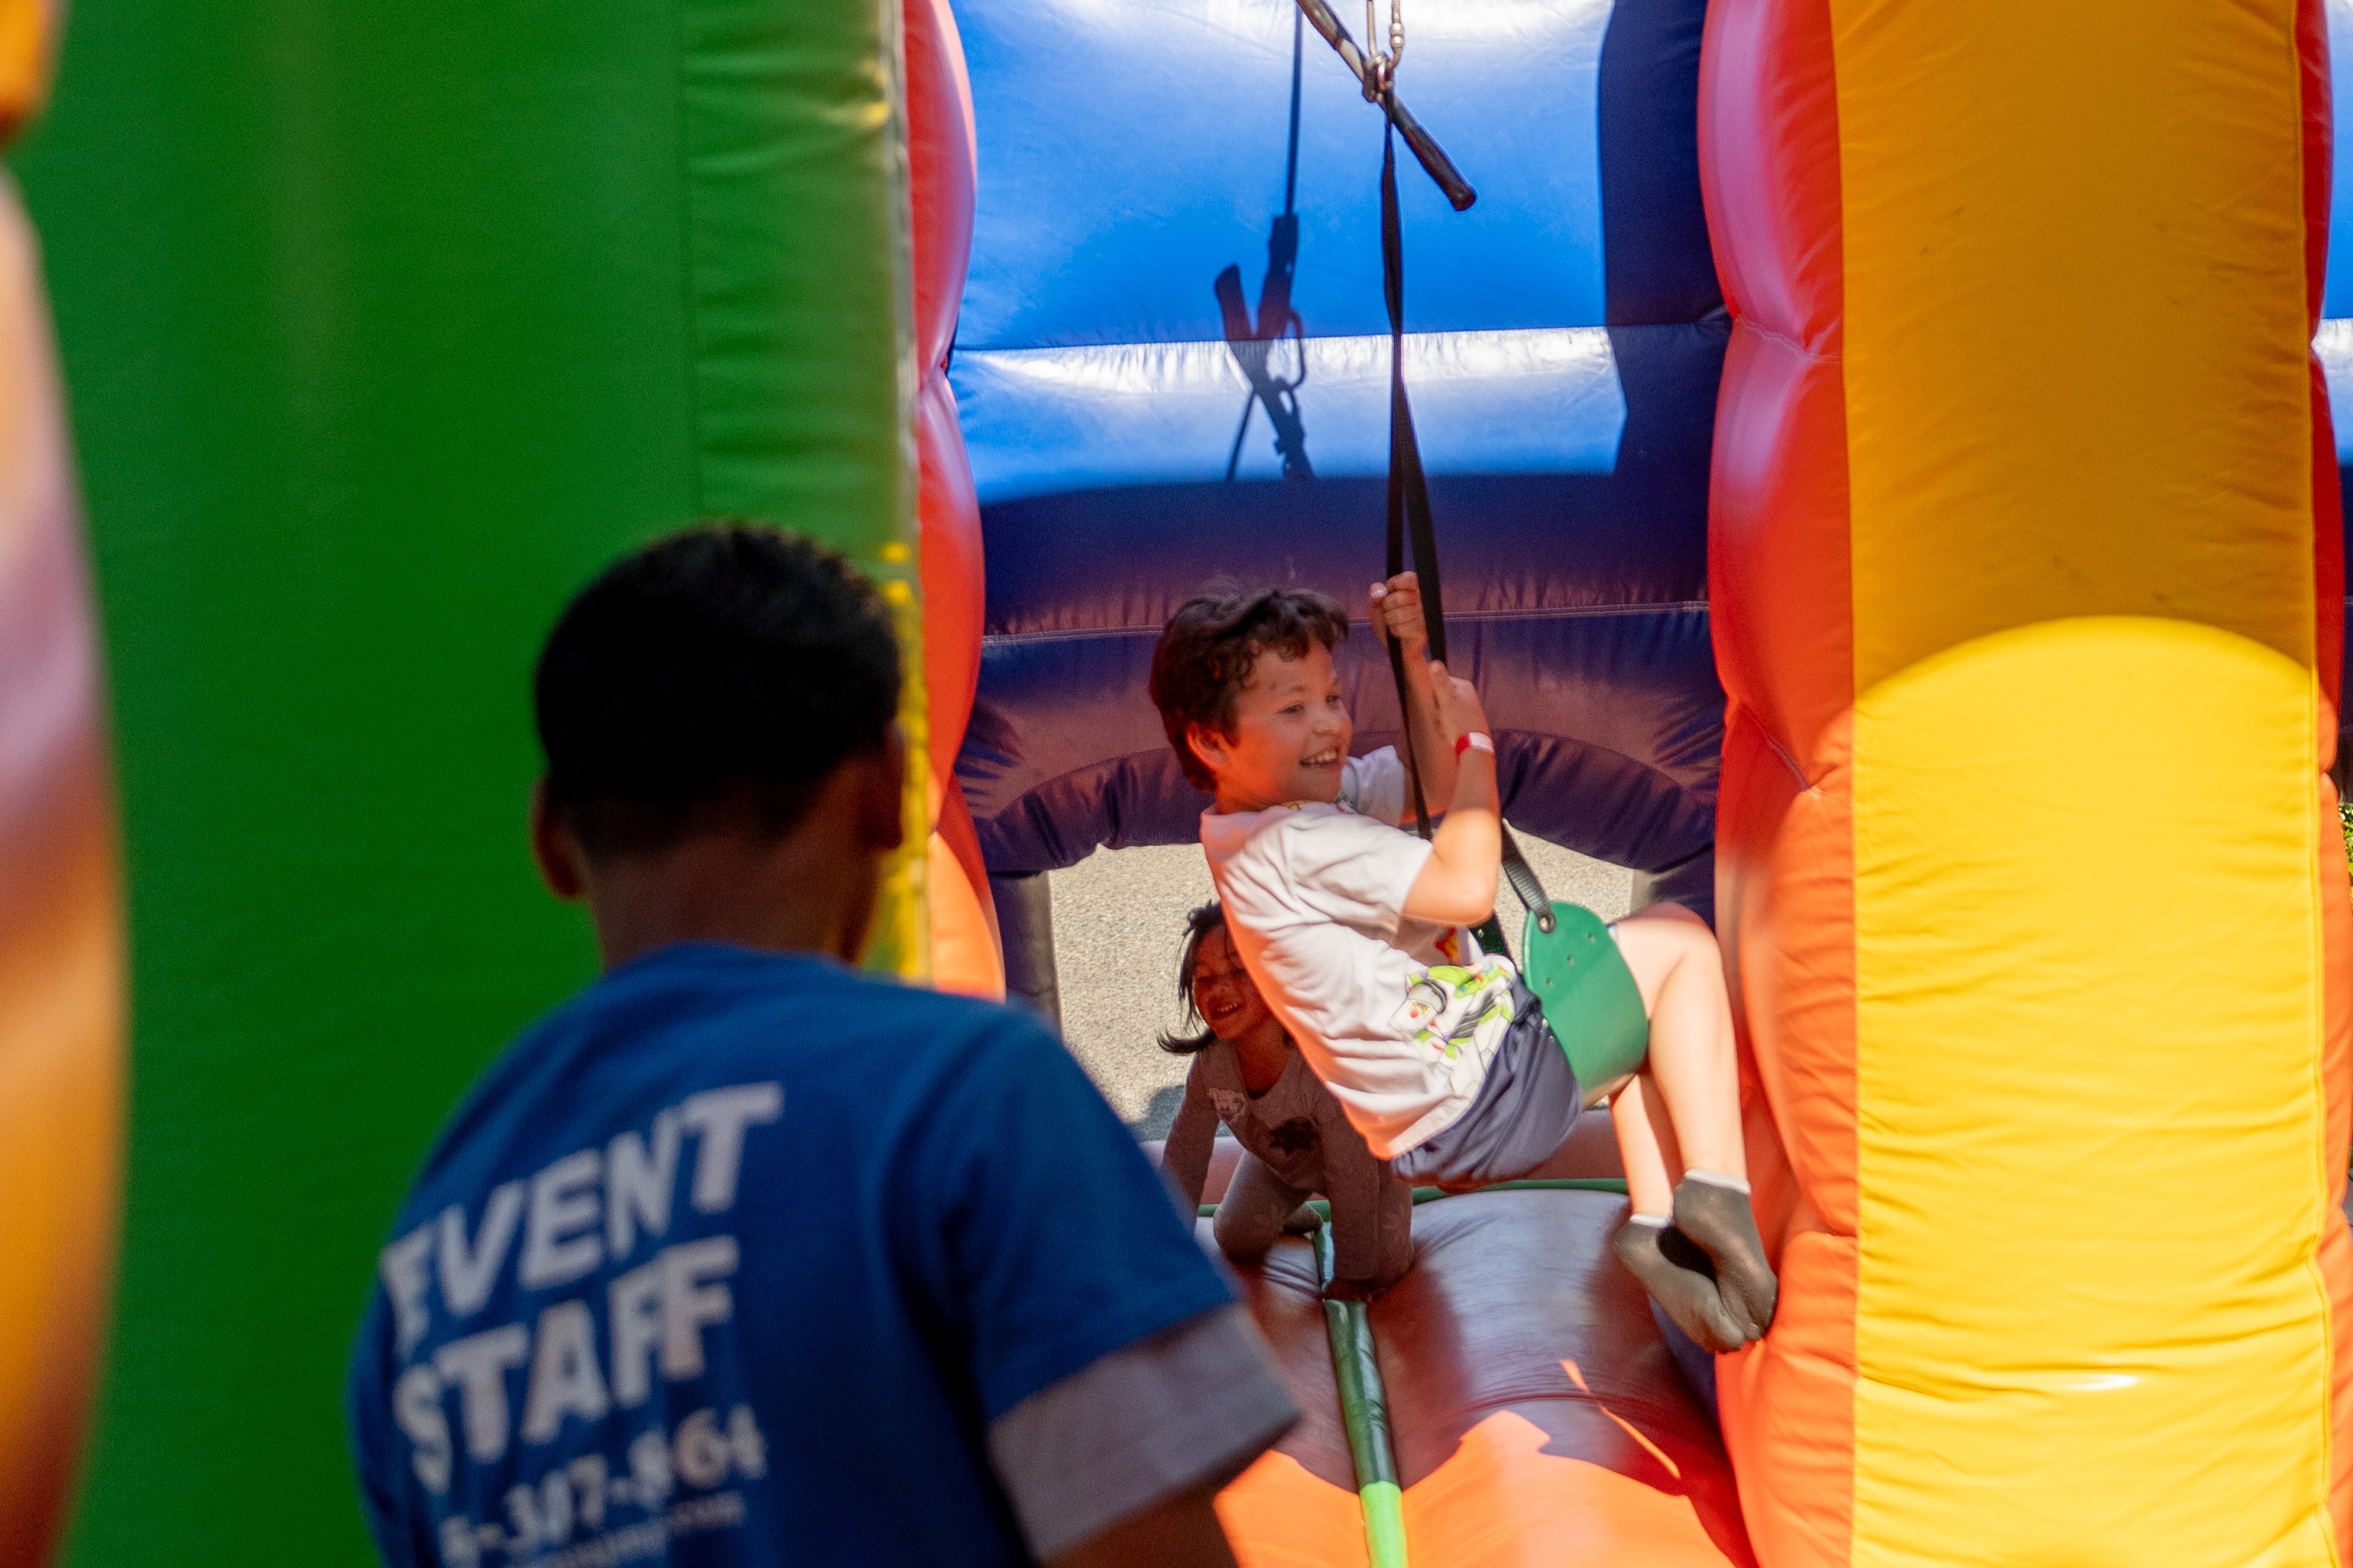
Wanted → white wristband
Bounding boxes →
[1454,731,1493,759]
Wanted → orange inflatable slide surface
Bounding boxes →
[1216,1188,1753,1568]
[1212,1226,1370,1568]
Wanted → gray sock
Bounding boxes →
[1614,1217,1751,1354]
[1672,1176,1777,1337]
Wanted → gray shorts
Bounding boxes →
[1391,979,1583,1189]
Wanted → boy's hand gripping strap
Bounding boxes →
[1376,120,1555,939]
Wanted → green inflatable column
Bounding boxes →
[10,0,921,1559]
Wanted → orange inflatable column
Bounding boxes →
[904,0,1001,998]
[1704,1,2353,1562]
[0,2,126,1563]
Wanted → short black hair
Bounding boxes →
[534,522,900,859]
[1147,586,1350,789]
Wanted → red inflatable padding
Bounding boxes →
[2311,353,2344,718]
[1695,0,1839,355]
[928,780,1002,998]
[916,373,984,787]
[915,424,993,997]
[1705,325,1848,769]
[901,0,998,992]
[903,0,973,376]
[904,0,982,784]
[1698,5,1856,1545]
[904,0,983,787]
[2300,0,2344,713]
[1698,0,1848,770]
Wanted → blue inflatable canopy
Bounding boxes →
[952,0,1726,922]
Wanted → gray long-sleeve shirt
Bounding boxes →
[1161,1042,1414,1293]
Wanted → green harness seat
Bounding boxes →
[1520,902,1650,1100]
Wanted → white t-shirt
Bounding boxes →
[1200,748,1518,1158]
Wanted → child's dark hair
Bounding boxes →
[1148,586,1350,789]
[534,522,900,859]
[1159,901,1232,1056]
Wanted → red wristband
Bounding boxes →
[1455,731,1494,759]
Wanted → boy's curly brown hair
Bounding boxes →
[1148,586,1351,790]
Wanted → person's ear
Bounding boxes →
[529,779,587,903]
[1185,722,1230,777]
[857,725,909,853]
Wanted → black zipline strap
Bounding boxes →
[1380,125,1436,846]
[1376,118,1554,937]
[1500,835,1552,930]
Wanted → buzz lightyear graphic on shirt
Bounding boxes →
[1390,955,1517,1064]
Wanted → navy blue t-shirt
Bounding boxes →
[347,944,1233,1566]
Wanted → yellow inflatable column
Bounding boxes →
[1708,0,2353,1561]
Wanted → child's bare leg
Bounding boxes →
[1610,904,1742,1177]
[1608,1071,1748,1352]
[1610,1070,1683,1218]
[1611,904,1776,1337]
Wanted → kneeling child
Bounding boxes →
[1159,902,1414,1300]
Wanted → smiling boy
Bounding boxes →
[1147,578,1776,1353]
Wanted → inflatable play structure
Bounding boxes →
[4,0,2351,1563]
[957,0,1726,1008]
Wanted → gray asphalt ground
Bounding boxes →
[1049,836,1634,1135]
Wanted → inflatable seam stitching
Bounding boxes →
[977,602,1715,650]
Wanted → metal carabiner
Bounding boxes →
[1361,0,1402,100]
